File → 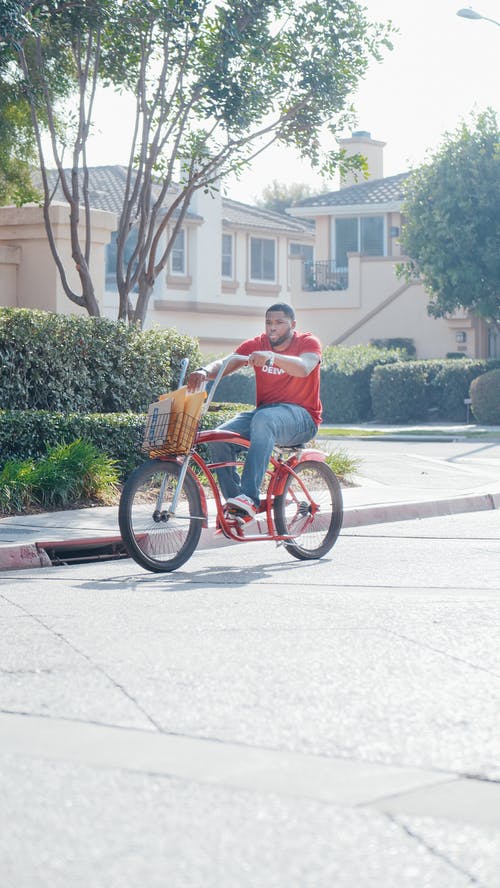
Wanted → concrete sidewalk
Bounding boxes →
[2,474,499,571]
[2,422,499,570]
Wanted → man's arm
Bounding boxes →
[248,351,320,377]
[186,353,248,392]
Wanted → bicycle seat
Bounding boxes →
[274,443,306,454]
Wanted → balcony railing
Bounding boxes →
[302,260,348,292]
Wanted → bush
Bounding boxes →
[0,403,251,480]
[0,307,201,413]
[321,345,404,423]
[370,358,500,423]
[370,362,430,422]
[370,338,416,357]
[0,440,119,514]
[212,367,255,405]
[470,369,500,424]
[429,360,500,422]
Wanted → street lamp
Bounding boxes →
[456,7,500,26]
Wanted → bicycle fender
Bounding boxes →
[196,429,250,446]
[295,448,327,464]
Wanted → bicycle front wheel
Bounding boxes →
[273,460,343,560]
[119,459,202,572]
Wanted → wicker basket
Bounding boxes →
[142,410,201,457]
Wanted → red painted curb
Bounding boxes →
[0,544,51,571]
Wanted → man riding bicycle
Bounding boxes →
[187,303,322,521]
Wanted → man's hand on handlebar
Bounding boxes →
[186,368,209,393]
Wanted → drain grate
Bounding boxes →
[37,536,128,566]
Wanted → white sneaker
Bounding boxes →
[226,494,258,519]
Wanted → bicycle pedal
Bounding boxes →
[224,505,255,526]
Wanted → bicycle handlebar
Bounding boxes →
[202,353,248,412]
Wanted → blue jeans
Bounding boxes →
[210,403,318,507]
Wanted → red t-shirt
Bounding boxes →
[236,331,322,426]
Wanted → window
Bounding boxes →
[250,237,276,282]
[289,242,314,262]
[105,229,139,290]
[221,233,233,278]
[334,216,385,269]
[170,228,186,275]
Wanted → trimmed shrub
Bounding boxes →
[212,367,255,405]
[429,360,500,422]
[370,362,430,422]
[321,345,404,423]
[0,307,201,413]
[470,368,500,424]
[370,358,500,423]
[0,403,250,480]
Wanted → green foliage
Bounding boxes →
[0,308,201,412]
[370,338,416,357]
[370,358,500,423]
[470,369,500,424]
[370,362,430,423]
[401,110,500,325]
[3,0,395,323]
[0,402,251,483]
[256,180,320,214]
[323,447,360,485]
[320,344,404,423]
[212,367,255,405]
[214,344,405,423]
[429,360,500,422]
[0,439,119,514]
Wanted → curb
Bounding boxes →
[0,491,500,571]
[1,489,498,572]
[0,543,52,571]
[341,490,500,528]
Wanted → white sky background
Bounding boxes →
[85,0,500,204]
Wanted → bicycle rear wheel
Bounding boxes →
[119,459,202,572]
[273,460,343,560]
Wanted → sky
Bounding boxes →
[85,0,500,204]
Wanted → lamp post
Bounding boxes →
[456,7,500,26]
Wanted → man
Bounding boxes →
[187,303,322,520]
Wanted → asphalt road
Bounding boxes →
[324,437,500,492]
[1,506,500,887]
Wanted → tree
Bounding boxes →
[0,2,45,204]
[1,0,116,315]
[400,110,500,329]
[3,1,394,325]
[256,180,321,215]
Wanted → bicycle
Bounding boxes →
[118,355,344,572]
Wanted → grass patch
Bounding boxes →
[0,440,119,515]
[318,428,385,438]
[322,447,361,485]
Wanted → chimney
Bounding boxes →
[338,131,386,188]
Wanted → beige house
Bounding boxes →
[0,140,496,358]
[288,131,496,360]
[0,167,314,354]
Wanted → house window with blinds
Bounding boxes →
[335,216,385,270]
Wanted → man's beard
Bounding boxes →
[269,330,293,348]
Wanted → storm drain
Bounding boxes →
[37,536,128,566]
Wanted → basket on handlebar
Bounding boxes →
[142,388,206,457]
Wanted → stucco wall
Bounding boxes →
[0,203,115,316]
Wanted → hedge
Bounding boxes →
[0,404,249,480]
[370,358,500,423]
[470,368,500,424]
[213,345,405,423]
[0,307,202,413]
[320,345,404,422]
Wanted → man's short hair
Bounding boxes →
[266,302,295,321]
